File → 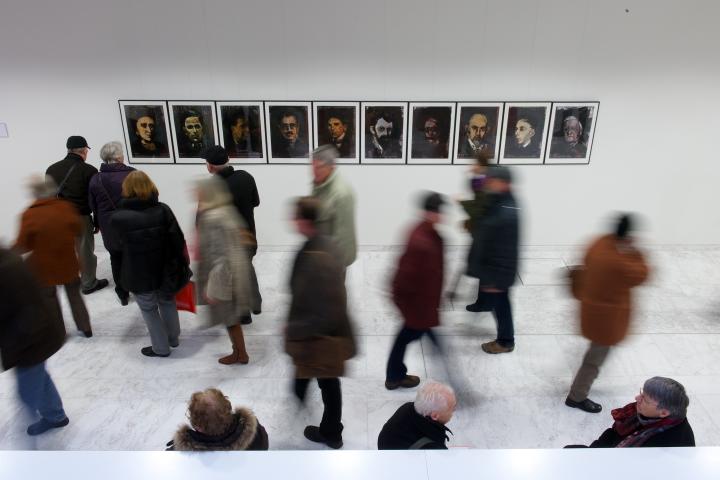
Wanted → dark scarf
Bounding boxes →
[612,402,683,448]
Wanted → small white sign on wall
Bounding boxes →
[0,123,8,138]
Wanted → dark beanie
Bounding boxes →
[201,145,229,165]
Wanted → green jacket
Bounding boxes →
[312,170,357,267]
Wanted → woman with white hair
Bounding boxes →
[196,176,253,365]
[88,141,135,305]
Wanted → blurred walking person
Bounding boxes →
[88,141,135,305]
[284,197,356,449]
[385,192,446,390]
[565,214,649,413]
[110,171,191,357]
[196,176,253,365]
[14,176,93,338]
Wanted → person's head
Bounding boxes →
[99,141,125,164]
[27,175,58,200]
[311,145,338,185]
[370,114,394,145]
[614,213,634,240]
[186,388,234,435]
[196,176,232,212]
[423,117,440,144]
[66,135,90,160]
[293,196,321,238]
[484,166,512,193]
[327,116,347,141]
[182,111,204,142]
[279,112,299,142]
[121,170,158,200]
[202,145,230,173]
[421,191,445,224]
[563,116,583,144]
[635,377,689,419]
[472,150,491,174]
[514,118,535,146]
[135,115,156,143]
[414,381,457,425]
[466,113,489,144]
[230,114,250,142]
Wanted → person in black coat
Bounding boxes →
[109,171,190,358]
[378,381,456,450]
[567,377,695,448]
[465,166,520,354]
[0,248,70,436]
[202,146,262,320]
[167,388,269,451]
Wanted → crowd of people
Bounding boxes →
[0,136,696,450]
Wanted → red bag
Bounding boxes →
[175,281,197,313]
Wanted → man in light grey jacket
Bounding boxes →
[310,145,357,273]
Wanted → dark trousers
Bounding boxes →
[476,288,515,347]
[109,249,128,298]
[44,281,91,334]
[386,326,440,382]
[248,247,262,314]
[294,377,343,441]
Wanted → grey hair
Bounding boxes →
[196,176,232,212]
[311,144,338,166]
[643,377,689,418]
[99,141,125,164]
[28,175,59,199]
[414,381,455,417]
[563,116,583,133]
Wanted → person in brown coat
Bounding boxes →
[565,214,649,413]
[284,196,356,450]
[14,175,93,337]
[0,248,69,436]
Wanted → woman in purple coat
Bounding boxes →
[88,141,135,305]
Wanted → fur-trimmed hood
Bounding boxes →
[171,407,264,451]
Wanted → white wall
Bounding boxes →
[1,0,719,246]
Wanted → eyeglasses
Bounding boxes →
[638,388,659,406]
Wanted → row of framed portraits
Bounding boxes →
[118,100,599,165]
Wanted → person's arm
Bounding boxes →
[13,212,32,254]
[622,249,649,288]
[87,180,99,227]
[251,176,260,208]
[588,427,621,448]
[331,190,356,266]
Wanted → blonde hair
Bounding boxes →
[196,176,232,211]
[121,170,158,200]
[28,174,58,199]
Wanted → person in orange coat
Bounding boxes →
[565,214,649,413]
[14,175,93,338]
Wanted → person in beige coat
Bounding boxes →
[196,177,253,365]
[565,214,649,413]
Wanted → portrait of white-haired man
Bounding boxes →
[549,107,593,159]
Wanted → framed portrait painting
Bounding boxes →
[361,102,407,164]
[313,101,359,164]
[544,102,599,164]
[119,100,173,164]
[217,101,266,164]
[168,101,219,164]
[453,102,503,165]
[408,102,455,165]
[265,101,312,164]
[499,102,551,165]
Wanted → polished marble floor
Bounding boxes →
[1,245,720,450]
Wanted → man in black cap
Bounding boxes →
[466,166,520,354]
[202,145,262,320]
[46,136,108,295]
[385,192,446,390]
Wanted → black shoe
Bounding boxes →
[169,340,179,348]
[27,417,69,436]
[117,290,130,306]
[141,346,169,358]
[252,308,262,315]
[385,375,421,390]
[241,315,252,325]
[466,301,491,313]
[81,330,93,338]
[303,425,343,449]
[565,397,602,413]
[82,279,109,295]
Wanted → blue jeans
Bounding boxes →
[134,290,180,355]
[15,362,67,423]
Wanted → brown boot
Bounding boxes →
[219,324,249,365]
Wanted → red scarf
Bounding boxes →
[611,402,683,448]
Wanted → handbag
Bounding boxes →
[175,281,197,313]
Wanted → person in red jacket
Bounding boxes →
[385,192,445,390]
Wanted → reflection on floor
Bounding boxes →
[1,245,720,450]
